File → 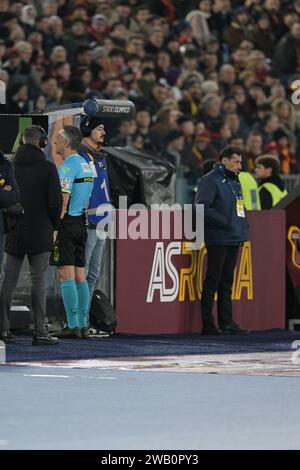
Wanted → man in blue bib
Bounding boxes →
[56,125,94,338]
[79,115,112,313]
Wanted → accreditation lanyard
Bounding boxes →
[86,152,97,177]
[226,177,245,218]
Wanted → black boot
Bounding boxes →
[221,322,249,335]
[32,331,59,345]
[202,324,222,335]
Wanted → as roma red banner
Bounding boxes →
[115,210,285,334]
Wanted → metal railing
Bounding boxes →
[281,174,300,193]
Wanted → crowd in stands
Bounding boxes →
[1,0,300,185]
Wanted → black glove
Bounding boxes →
[5,203,24,218]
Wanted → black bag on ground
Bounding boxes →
[90,289,117,334]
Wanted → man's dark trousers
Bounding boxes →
[201,245,239,329]
[0,252,50,332]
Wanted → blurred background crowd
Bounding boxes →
[1,0,300,189]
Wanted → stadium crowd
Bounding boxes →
[1,0,300,185]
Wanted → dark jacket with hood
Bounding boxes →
[194,163,249,246]
[5,144,62,256]
[0,151,20,234]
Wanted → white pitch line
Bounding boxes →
[22,373,117,380]
[23,374,70,378]
[85,376,117,380]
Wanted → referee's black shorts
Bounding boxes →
[57,215,87,267]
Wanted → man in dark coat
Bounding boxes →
[0,126,62,344]
[0,150,20,286]
[194,146,249,335]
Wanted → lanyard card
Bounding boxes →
[236,198,245,218]
[89,160,97,177]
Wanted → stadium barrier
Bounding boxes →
[115,210,286,334]
[8,209,286,334]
